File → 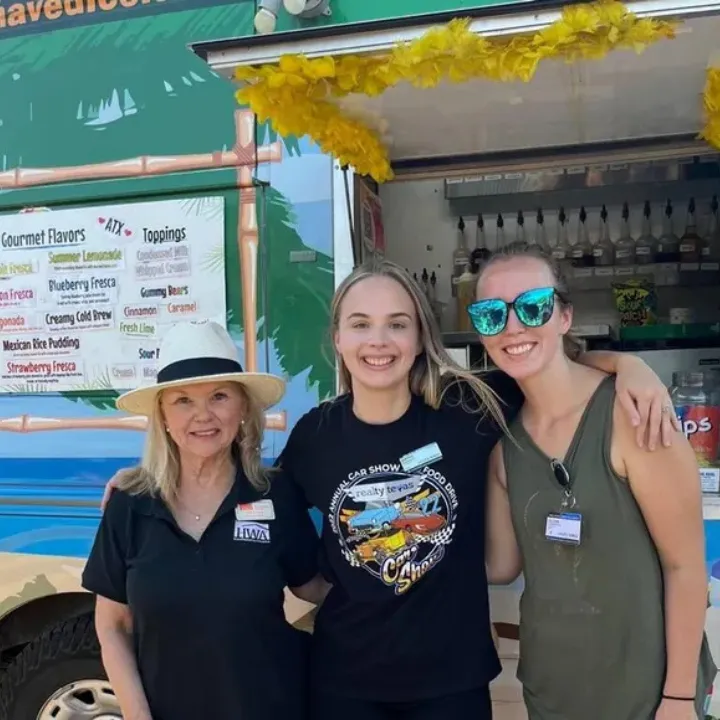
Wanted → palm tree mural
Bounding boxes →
[0,2,334,412]
[0,4,300,173]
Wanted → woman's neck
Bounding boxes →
[179,451,234,493]
[517,354,592,420]
[351,382,412,425]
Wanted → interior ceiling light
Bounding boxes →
[254,0,281,34]
[282,0,331,19]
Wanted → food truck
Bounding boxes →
[0,1,338,717]
[2,0,720,717]
[189,0,720,715]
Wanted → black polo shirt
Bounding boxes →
[82,468,319,720]
[279,372,524,703]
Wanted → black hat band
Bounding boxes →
[156,357,244,384]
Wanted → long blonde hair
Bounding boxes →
[331,259,506,428]
[117,383,272,502]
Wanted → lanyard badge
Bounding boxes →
[544,458,582,546]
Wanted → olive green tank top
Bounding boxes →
[502,375,716,720]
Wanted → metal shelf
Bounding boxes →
[445,152,720,218]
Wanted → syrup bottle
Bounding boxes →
[634,201,657,265]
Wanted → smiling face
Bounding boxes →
[334,275,422,394]
[475,256,573,380]
[160,381,246,460]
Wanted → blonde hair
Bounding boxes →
[117,383,272,502]
[331,259,506,428]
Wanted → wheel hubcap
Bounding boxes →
[38,679,121,720]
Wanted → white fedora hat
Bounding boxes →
[116,320,285,416]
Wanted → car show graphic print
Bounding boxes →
[329,461,458,595]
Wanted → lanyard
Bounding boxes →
[550,458,576,509]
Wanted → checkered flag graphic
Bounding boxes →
[415,521,456,546]
[341,548,362,567]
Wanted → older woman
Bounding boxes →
[82,320,327,720]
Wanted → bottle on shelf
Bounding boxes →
[470,214,490,271]
[456,262,476,332]
[634,201,657,266]
[593,204,615,267]
[679,197,702,266]
[656,199,680,263]
[614,201,636,267]
[451,217,471,298]
[571,206,594,268]
[421,267,430,298]
[551,207,569,262]
[429,270,442,325]
[702,195,720,266]
[532,207,550,253]
[516,210,526,247]
[496,213,506,251]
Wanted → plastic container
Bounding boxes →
[455,267,476,332]
[671,372,720,484]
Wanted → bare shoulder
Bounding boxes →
[612,395,698,486]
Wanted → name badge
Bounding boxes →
[400,442,443,473]
[545,512,583,545]
[235,499,275,522]
[233,521,271,543]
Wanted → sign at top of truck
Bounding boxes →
[0,0,252,38]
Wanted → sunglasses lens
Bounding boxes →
[515,288,556,328]
[467,300,508,336]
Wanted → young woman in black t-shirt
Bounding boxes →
[101,261,677,720]
[279,260,677,720]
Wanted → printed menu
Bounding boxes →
[0,196,226,393]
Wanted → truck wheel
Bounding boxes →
[0,614,121,719]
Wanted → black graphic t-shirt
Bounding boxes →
[280,372,523,702]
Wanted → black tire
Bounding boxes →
[0,614,114,720]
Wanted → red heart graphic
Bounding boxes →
[98,217,106,224]
[124,229,132,236]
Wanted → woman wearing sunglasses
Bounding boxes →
[101,260,676,720]
[472,245,716,720]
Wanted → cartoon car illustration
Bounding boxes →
[354,530,408,564]
[345,504,401,535]
[391,512,446,535]
[390,490,446,534]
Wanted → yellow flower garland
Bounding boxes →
[236,1,676,183]
[701,67,720,152]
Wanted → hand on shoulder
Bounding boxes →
[612,397,696,482]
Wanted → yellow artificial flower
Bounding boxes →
[701,68,720,150]
[233,0,679,183]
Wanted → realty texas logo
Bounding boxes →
[98,215,133,238]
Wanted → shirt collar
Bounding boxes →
[131,466,249,522]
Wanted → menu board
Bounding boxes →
[0,196,226,393]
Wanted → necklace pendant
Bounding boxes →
[194,514,201,521]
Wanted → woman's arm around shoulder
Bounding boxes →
[485,442,522,585]
[270,470,330,605]
[580,351,681,449]
[612,400,707,704]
